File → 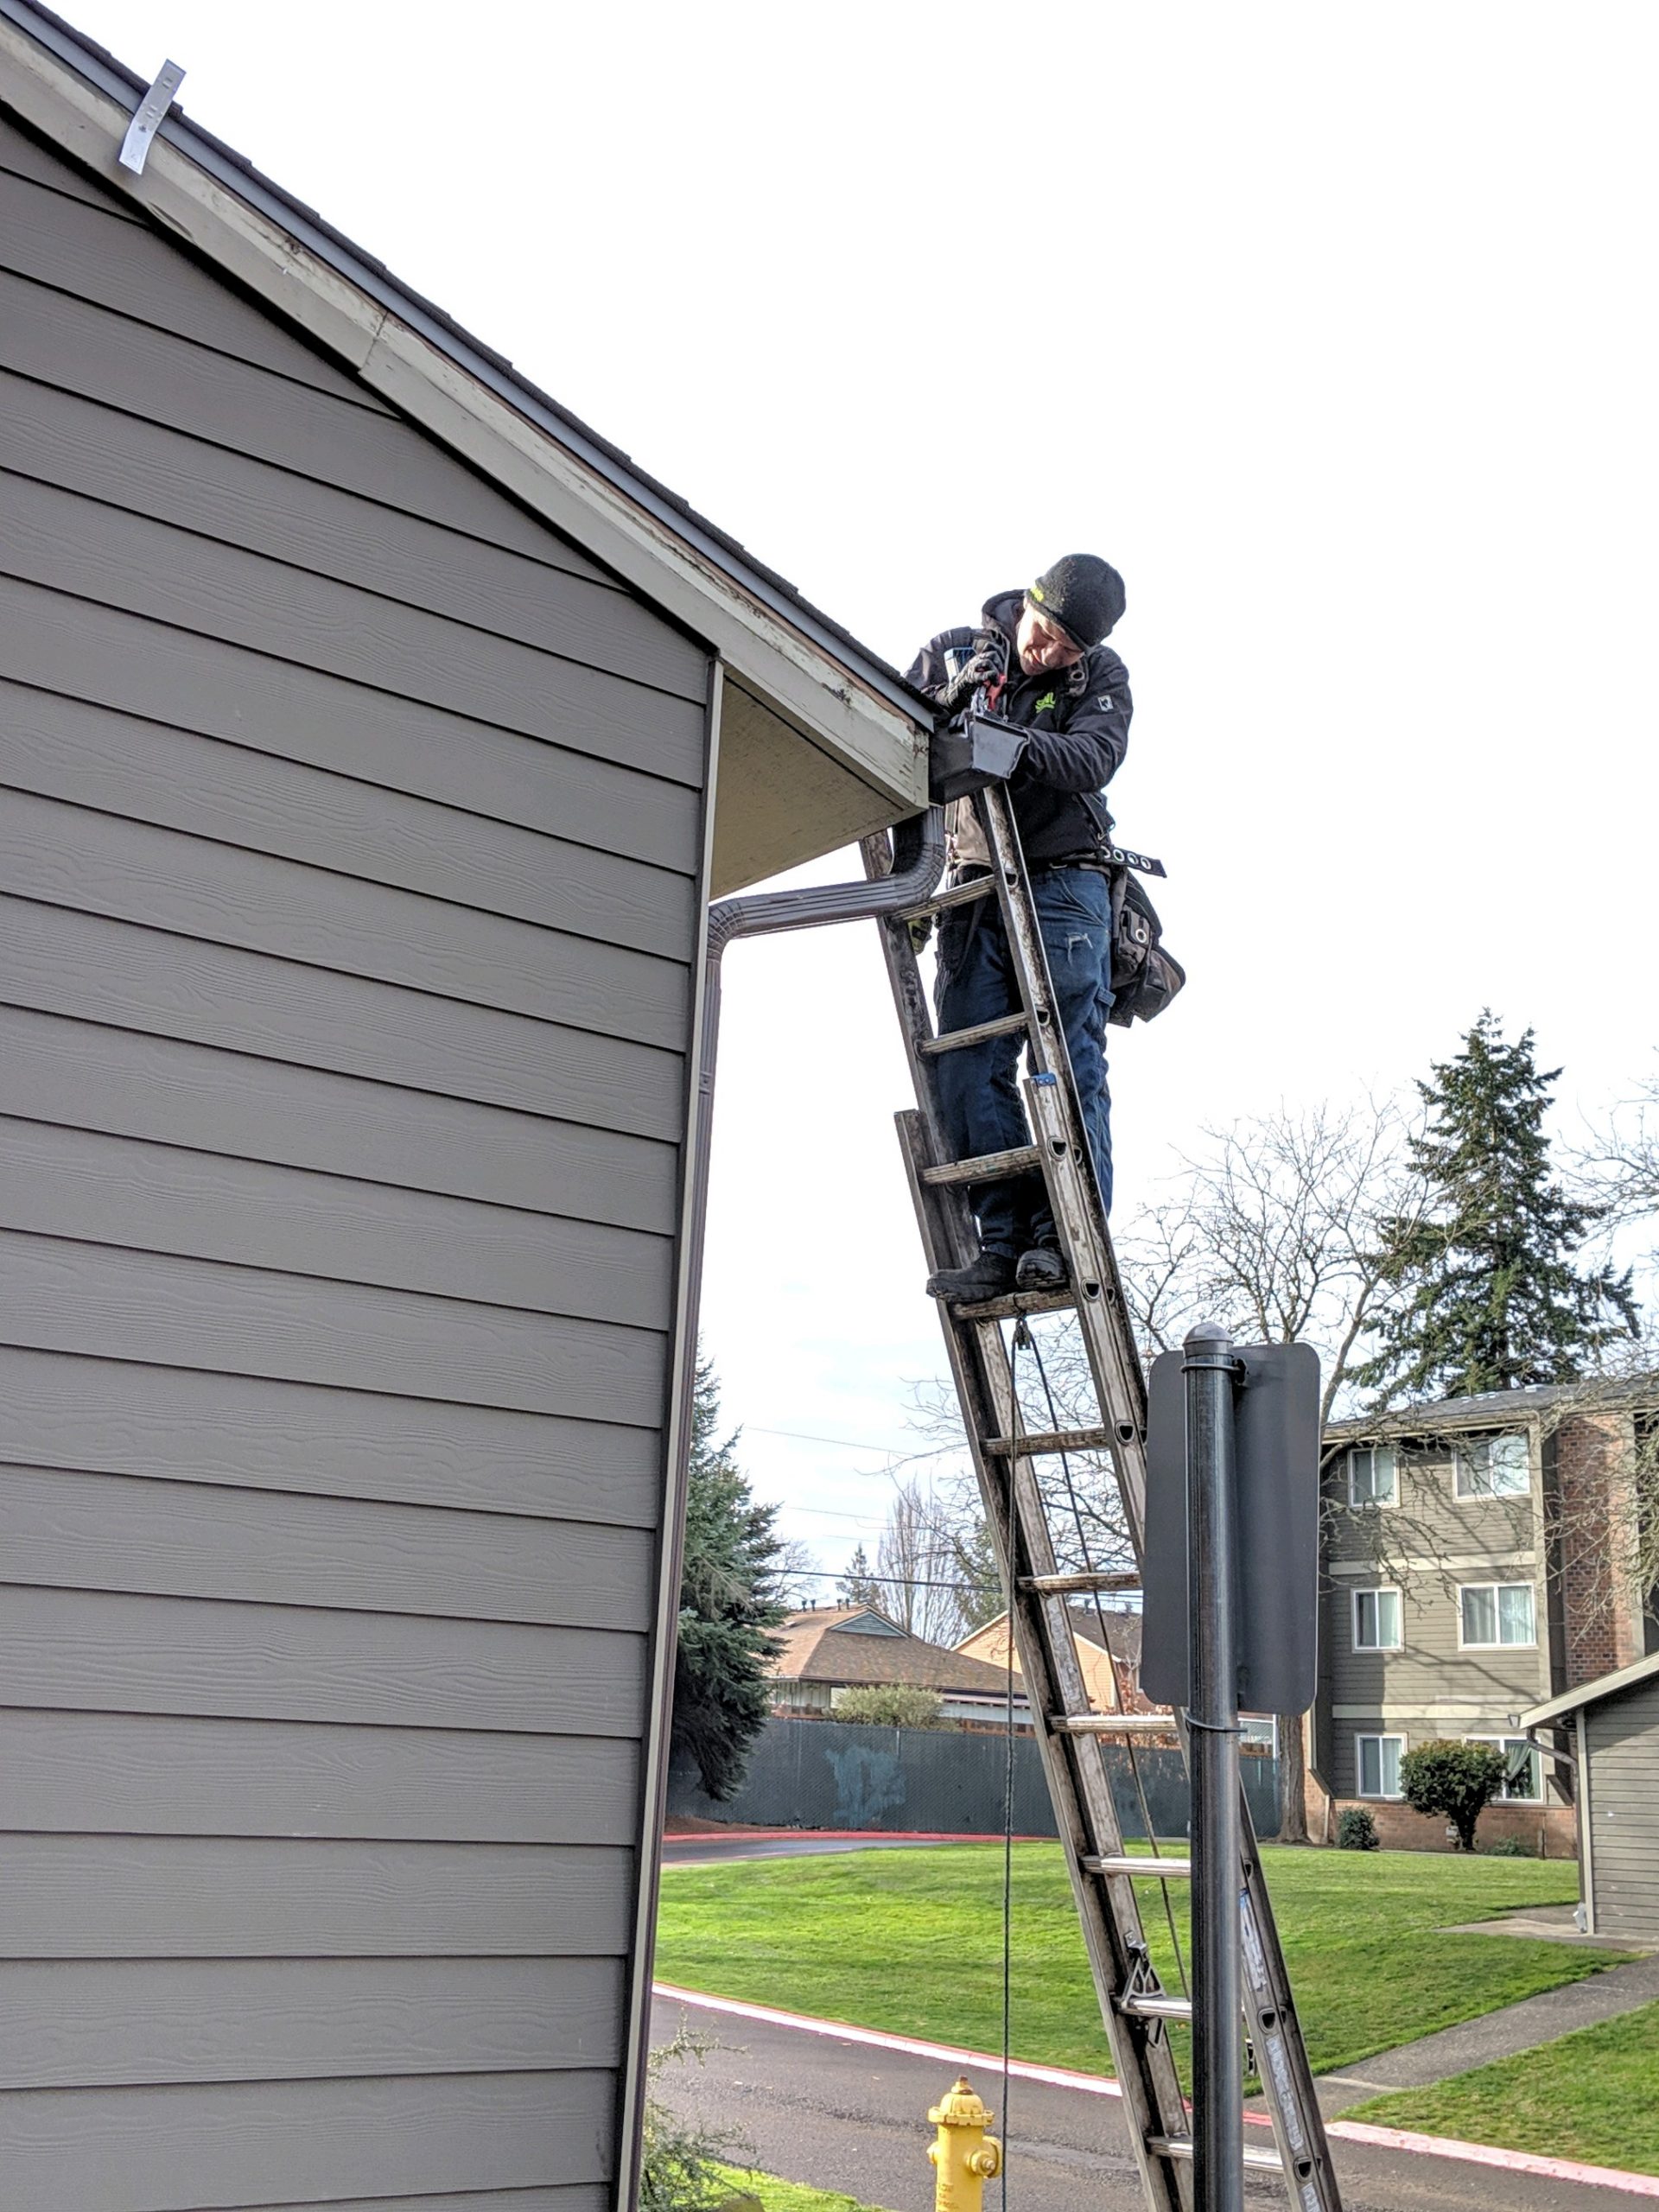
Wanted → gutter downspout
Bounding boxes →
[620,800,944,2209]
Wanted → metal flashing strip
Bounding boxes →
[0,0,925,730]
[115,54,180,173]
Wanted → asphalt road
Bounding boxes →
[647,1987,1631,2212]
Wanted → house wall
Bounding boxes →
[1585,1677,1659,1941]
[0,107,712,2212]
[1322,1428,1551,1806]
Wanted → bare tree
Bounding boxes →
[771,1539,822,1608]
[1114,1098,1429,1840]
[1117,1097,1428,1427]
[1573,1062,1659,1245]
[873,1474,982,1647]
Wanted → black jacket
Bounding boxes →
[907,589,1132,863]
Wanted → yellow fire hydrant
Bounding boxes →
[928,2075,1002,2211]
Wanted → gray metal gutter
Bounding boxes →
[0,0,931,728]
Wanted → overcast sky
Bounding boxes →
[66,1,1659,1586]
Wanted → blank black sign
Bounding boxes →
[1139,1342,1321,1718]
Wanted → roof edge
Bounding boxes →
[1521,1647,1659,1728]
[0,0,932,802]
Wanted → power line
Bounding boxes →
[747,1423,965,1461]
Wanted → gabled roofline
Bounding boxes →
[0,0,931,809]
[1323,1371,1659,1445]
[1522,1647,1659,1728]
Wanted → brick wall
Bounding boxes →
[1322,1795,1578,1858]
[1555,1410,1646,1685]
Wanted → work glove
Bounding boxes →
[934,630,1009,715]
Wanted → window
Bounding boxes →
[1352,1587,1403,1650]
[1459,1582,1536,1647]
[1454,1433,1529,1499]
[1464,1736,1542,1802]
[1357,1733,1404,1797]
[1348,1444,1398,1508]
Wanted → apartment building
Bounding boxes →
[1314,1381,1656,1848]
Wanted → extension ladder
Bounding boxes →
[859,779,1341,2212]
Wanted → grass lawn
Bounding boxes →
[709,2165,897,2211]
[1347,1999,1659,2176]
[656,1843,1630,2082]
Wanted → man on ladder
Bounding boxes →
[908,552,1131,1303]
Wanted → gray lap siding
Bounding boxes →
[1586,1681,1659,1942]
[0,105,709,2212]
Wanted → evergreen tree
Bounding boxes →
[1362,1014,1638,1401]
[836,1543,882,1610]
[671,1357,786,1801]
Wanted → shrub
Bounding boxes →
[1484,1835,1534,1858]
[639,2020,753,2211]
[1336,1807,1379,1851]
[833,1684,952,1729]
[1399,1739,1507,1852]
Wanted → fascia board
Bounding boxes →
[0,4,930,812]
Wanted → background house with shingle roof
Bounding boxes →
[770,1605,1031,1726]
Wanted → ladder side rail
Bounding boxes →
[898,1113,1192,2212]
[1238,1804,1341,2212]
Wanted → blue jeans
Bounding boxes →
[933,868,1114,1255]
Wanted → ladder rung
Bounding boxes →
[1147,2136,1283,2174]
[991,1428,1113,1459]
[1084,1855,1192,1879]
[1051,1712,1176,1738]
[900,874,999,920]
[922,1143,1043,1186]
[920,1011,1029,1055]
[955,1286,1075,1321]
[1022,1567,1141,1593]
[1119,1993,1193,2022]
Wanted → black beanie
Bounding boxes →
[1027,554,1126,647]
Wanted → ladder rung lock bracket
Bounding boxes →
[991,1429,1114,1459]
[1119,1993,1193,2021]
[922,1144,1043,1186]
[1084,1855,1192,1879]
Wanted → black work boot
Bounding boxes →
[1015,1244,1070,1292]
[925,1250,1016,1303]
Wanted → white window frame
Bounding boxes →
[1465,1734,1543,1803]
[1458,1580,1537,1649]
[1452,1432,1530,1500]
[1347,1443,1398,1509]
[1356,1732,1405,1799]
[1351,1586,1404,1651]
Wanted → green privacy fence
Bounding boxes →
[668,1715,1281,1838]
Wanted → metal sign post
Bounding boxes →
[1183,1323,1245,2212]
[1141,1327,1323,2212]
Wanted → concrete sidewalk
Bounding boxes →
[1299,1950,1659,2119]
